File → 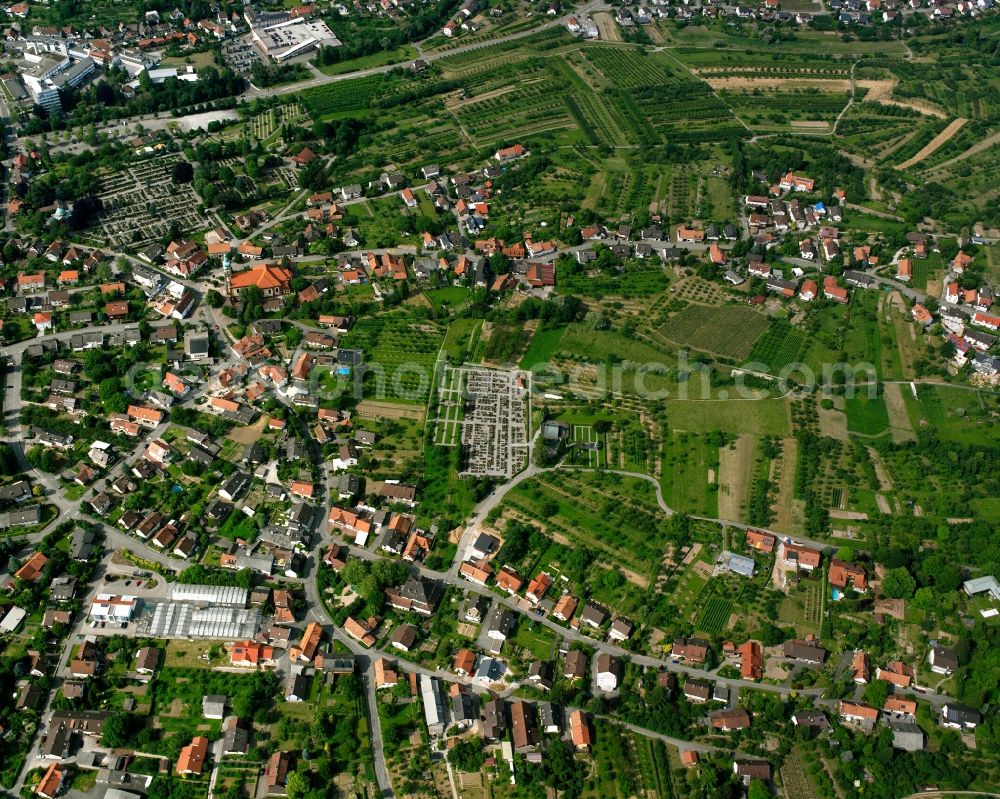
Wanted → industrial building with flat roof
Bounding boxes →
[249,19,341,62]
[170,584,249,607]
[136,584,261,639]
[144,603,261,639]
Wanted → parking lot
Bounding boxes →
[222,34,264,75]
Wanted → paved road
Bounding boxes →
[340,457,962,710]
[447,460,546,578]
[244,0,605,102]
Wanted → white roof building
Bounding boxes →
[963,576,1000,601]
[170,584,249,607]
[90,595,139,621]
[0,605,27,632]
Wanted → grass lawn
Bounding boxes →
[441,319,481,361]
[512,620,555,660]
[426,286,470,310]
[844,393,890,436]
[161,51,216,69]
[661,432,716,516]
[778,580,823,635]
[667,397,790,436]
[519,325,566,369]
[316,46,419,75]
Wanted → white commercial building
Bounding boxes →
[90,595,139,622]
[170,584,249,607]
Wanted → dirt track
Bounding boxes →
[897,117,967,170]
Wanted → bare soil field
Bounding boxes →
[858,80,947,118]
[829,509,869,520]
[681,542,703,566]
[817,401,849,440]
[717,435,754,522]
[356,400,425,420]
[226,415,268,445]
[897,118,968,170]
[704,77,851,92]
[593,12,622,41]
[791,121,831,129]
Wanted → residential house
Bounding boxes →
[928,645,958,675]
[783,638,828,664]
[596,653,619,692]
[840,701,879,731]
[828,559,867,593]
[569,710,592,750]
[672,637,709,663]
[177,736,209,775]
[711,708,751,731]
[941,703,981,730]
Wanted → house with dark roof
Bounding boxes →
[684,678,712,704]
[733,759,771,786]
[782,638,828,664]
[941,703,981,730]
[928,645,958,675]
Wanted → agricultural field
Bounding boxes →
[558,262,669,299]
[748,320,806,372]
[667,398,790,436]
[661,431,717,516]
[655,305,770,361]
[721,89,849,130]
[900,383,1000,447]
[339,312,445,404]
[301,75,387,119]
[579,46,684,88]
[502,470,669,584]
[696,595,733,635]
[779,747,823,799]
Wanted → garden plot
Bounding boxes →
[572,424,601,467]
[249,102,304,141]
[338,313,444,404]
[89,153,211,249]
